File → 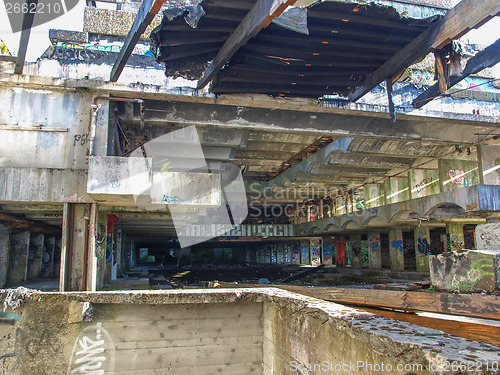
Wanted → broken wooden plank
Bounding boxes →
[348,0,500,102]
[197,0,297,90]
[110,0,166,82]
[359,305,500,346]
[412,38,500,108]
[14,0,38,75]
[280,286,500,321]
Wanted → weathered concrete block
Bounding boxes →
[429,250,500,292]
[87,156,152,196]
[475,223,500,250]
[150,171,221,207]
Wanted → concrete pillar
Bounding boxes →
[40,236,56,278]
[27,233,44,280]
[349,234,362,269]
[389,229,404,271]
[94,209,108,289]
[277,243,285,264]
[367,232,382,269]
[310,238,321,266]
[0,225,10,288]
[115,229,123,278]
[53,237,62,279]
[105,231,113,284]
[415,226,431,271]
[336,236,346,266]
[300,240,310,265]
[6,231,30,285]
[321,237,333,266]
[60,203,90,291]
[446,222,465,251]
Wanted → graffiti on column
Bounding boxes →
[391,240,403,253]
[310,239,321,266]
[448,169,477,187]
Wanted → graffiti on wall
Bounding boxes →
[391,240,403,253]
[68,322,115,374]
[448,169,476,187]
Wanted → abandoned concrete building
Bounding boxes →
[0,0,500,373]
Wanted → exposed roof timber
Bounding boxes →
[14,0,38,75]
[0,213,60,234]
[412,38,500,109]
[110,0,166,82]
[348,0,500,102]
[197,0,298,89]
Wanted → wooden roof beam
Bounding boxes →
[412,38,500,108]
[348,0,500,102]
[110,0,166,82]
[197,0,297,90]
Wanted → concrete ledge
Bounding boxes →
[0,288,498,374]
[429,250,500,292]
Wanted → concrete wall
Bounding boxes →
[1,288,498,375]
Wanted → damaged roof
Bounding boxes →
[150,0,444,98]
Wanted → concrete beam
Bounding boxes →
[14,0,38,75]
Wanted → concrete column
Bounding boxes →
[349,234,362,269]
[40,236,56,278]
[27,233,44,280]
[105,231,113,284]
[300,240,310,265]
[389,229,404,271]
[53,237,62,279]
[415,226,431,271]
[321,237,333,266]
[277,242,285,264]
[336,236,346,266]
[0,225,10,288]
[6,231,30,285]
[446,222,465,251]
[367,232,382,269]
[92,208,108,289]
[60,203,90,291]
[115,229,123,278]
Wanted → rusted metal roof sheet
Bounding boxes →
[151,0,441,97]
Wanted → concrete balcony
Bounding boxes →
[87,156,221,207]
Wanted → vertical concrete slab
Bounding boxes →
[40,236,56,278]
[263,245,271,263]
[291,242,300,265]
[389,229,404,271]
[336,236,346,266]
[367,232,382,269]
[322,237,333,266]
[61,203,90,292]
[27,233,44,280]
[310,238,322,266]
[345,241,351,266]
[447,222,465,251]
[300,240,310,265]
[415,226,431,271]
[276,243,285,264]
[361,239,369,267]
[105,231,113,284]
[284,243,292,264]
[270,244,277,263]
[0,225,10,288]
[349,234,362,269]
[6,231,30,285]
[53,237,62,278]
[115,229,123,277]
